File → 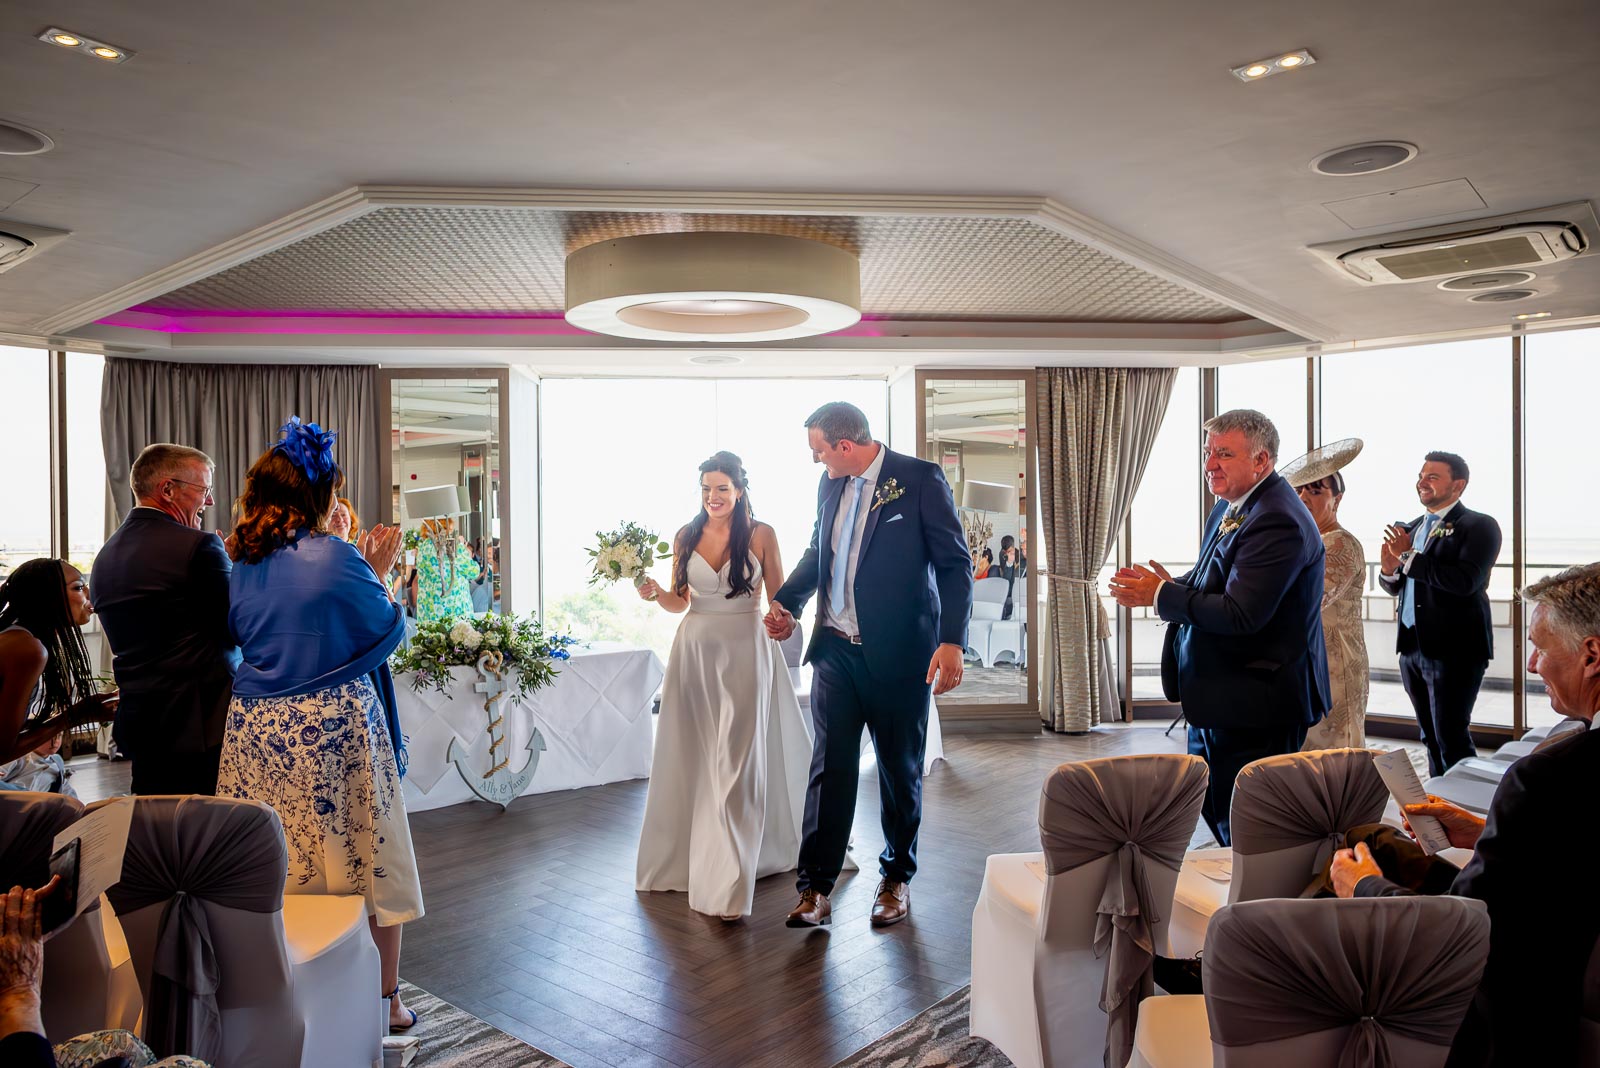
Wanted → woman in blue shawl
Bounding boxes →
[216,418,423,1032]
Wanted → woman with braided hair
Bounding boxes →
[0,559,118,765]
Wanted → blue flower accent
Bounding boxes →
[300,724,321,745]
[313,796,335,816]
[271,416,339,484]
[321,717,343,733]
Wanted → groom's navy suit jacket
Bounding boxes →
[1158,470,1331,730]
[775,447,972,681]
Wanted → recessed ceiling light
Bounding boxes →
[36,27,135,64]
[1513,311,1552,320]
[688,354,743,365]
[1231,49,1316,82]
[1310,141,1419,177]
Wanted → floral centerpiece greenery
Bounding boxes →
[390,612,576,702]
[587,522,672,593]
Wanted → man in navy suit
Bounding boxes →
[91,444,240,794]
[1379,451,1502,777]
[1112,410,1330,845]
[766,402,972,928]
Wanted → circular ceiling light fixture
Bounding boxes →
[1310,141,1419,176]
[1438,270,1536,292]
[0,119,54,155]
[566,231,861,342]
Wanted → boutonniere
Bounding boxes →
[1429,523,1455,540]
[1218,511,1245,535]
[871,478,904,512]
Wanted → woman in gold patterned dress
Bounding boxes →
[1283,441,1371,750]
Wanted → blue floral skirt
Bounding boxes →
[218,676,424,925]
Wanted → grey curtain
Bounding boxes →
[101,358,380,535]
[1037,368,1176,732]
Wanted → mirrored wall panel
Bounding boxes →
[389,377,503,619]
[923,376,1031,709]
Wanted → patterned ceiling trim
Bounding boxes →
[145,208,1244,324]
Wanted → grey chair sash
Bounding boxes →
[97,795,288,1063]
[0,790,85,892]
[1040,754,1208,1068]
[1229,749,1390,888]
[1203,896,1490,1068]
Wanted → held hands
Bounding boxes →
[764,602,797,641]
[1402,794,1486,850]
[1108,561,1171,608]
[1329,842,1383,898]
[359,524,403,580]
[927,643,964,695]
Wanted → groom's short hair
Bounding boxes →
[804,402,873,446]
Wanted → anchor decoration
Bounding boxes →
[446,650,545,810]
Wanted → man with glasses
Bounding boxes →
[91,444,240,793]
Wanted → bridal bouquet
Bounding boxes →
[587,521,672,592]
[391,612,576,702]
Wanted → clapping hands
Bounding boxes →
[764,602,797,641]
[359,524,403,579]
[1108,561,1172,608]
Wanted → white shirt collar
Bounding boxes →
[857,442,887,486]
[1225,472,1271,513]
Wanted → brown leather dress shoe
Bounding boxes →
[785,889,832,928]
[870,879,910,927]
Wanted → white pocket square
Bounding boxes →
[885,513,904,524]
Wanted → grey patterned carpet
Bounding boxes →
[398,981,569,1067]
[831,986,1013,1067]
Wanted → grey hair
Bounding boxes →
[130,443,213,499]
[1203,408,1280,462]
[803,401,873,447]
[1522,562,1600,649]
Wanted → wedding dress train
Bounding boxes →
[635,553,813,918]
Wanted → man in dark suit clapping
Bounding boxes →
[1111,409,1330,845]
[1379,451,1502,777]
[91,444,240,794]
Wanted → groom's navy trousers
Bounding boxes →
[798,632,931,896]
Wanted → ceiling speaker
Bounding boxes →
[1438,271,1536,292]
[1310,142,1418,177]
[0,120,53,155]
[1468,289,1538,303]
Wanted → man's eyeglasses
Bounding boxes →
[167,478,215,497]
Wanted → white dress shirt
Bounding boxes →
[820,443,887,638]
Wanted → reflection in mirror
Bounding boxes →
[924,378,1029,706]
[390,378,502,622]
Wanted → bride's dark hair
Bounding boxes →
[672,451,757,599]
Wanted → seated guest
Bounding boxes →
[217,417,421,1032]
[1331,561,1600,1067]
[328,495,361,542]
[0,730,77,796]
[0,560,117,766]
[92,444,240,794]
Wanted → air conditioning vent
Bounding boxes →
[1307,202,1598,287]
[0,219,70,274]
[0,231,35,267]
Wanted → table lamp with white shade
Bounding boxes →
[404,484,471,594]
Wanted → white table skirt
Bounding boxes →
[396,643,664,812]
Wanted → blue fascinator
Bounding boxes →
[272,416,339,483]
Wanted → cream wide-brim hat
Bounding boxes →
[1281,437,1364,489]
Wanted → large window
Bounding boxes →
[66,353,107,574]
[1323,339,1514,726]
[539,379,889,662]
[0,347,53,581]
[1217,357,1309,462]
[1524,326,1600,728]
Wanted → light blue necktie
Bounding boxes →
[1400,514,1437,629]
[829,476,866,618]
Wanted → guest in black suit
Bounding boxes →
[1379,451,1502,776]
[1111,410,1330,845]
[1332,561,1600,1067]
[91,444,240,794]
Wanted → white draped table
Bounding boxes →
[396,643,665,812]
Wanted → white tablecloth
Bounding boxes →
[396,643,664,812]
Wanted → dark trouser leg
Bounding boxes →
[1400,648,1445,778]
[1195,724,1308,847]
[1187,725,1219,843]
[796,638,868,897]
[1427,658,1485,773]
[865,675,931,885]
[130,744,222,795]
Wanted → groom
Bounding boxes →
[766,401,972,928]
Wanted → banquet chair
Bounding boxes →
[971,753,1208,1068]
[90,794,383,1068]
[0,791,142,1041]
[1130,896,1489,1068]
[967,576,1009,665]
[1168,749,1388,958]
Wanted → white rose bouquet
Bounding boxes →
[391,612,575,701]
[587,521,672,598]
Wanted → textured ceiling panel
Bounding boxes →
[147,207,1246,323]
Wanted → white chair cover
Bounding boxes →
[1204,897,1489,1068]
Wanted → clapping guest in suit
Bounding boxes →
[1111,409,1330,845]
[1379,451,1502,776]
[1332,562,1600,1066]
[91,444,240,794]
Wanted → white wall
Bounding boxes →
[506,372,539,614]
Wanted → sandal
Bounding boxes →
[385,984,419,1032]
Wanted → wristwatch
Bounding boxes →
[1398,549,1417,567]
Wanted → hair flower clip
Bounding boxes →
[271,416,339,483]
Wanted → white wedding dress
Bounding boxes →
[635,552,814,918]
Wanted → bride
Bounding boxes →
[634,451,813,920]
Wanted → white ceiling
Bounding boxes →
[1,0,1597,370]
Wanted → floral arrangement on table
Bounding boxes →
[960,509,994,557]
[587,521,672,597]
[390,612,576,702]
